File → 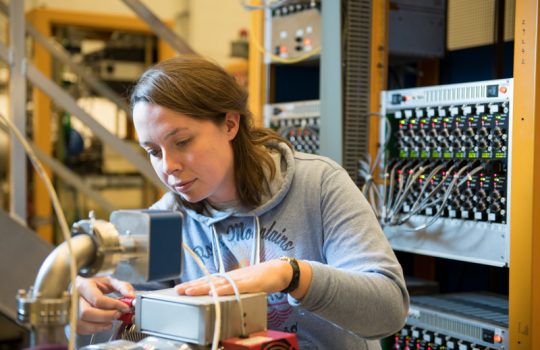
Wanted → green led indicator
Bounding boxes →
[496,153,504,158]
[468,152,477,158]
[432,151,440,158]
[481,152,490,158]
[410,151,418,158]
[443,152,451,158]
[420,151,428,158]
[456,152,464,158]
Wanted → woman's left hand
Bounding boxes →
[175,259,312,300]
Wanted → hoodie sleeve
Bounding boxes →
[288,167,409,339]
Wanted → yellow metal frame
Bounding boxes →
[368,0,389,164]
[26,8,175,242]
[509,0,540,349]
[248,9,265,127]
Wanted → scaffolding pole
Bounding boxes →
[8,0,27,223]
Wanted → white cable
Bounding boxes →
[404,163,458,219]
[388,163,429,219]
[214,273,248,338]
[404,163,473,231]
[0,114,78,350]
[181,242,221,350]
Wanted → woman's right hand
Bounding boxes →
[76,276,135,334]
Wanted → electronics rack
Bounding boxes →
[265,0,321,63]
[379,79,513,266]
[394,293,508,350]
[264,100,320,154]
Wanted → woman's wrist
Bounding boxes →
[278,258,313,300]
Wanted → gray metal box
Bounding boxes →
[135,289,267,345]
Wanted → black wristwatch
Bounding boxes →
[280,256,300,294]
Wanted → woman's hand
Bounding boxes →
[175,259,312,300]
[76,276,135,335]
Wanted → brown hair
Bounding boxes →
[131,55,289,212]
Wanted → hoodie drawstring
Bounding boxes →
[250,216,261,266]
[211,216,261,274]
[211,224,226,273]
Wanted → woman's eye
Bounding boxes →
[147,149,161,158]
[176,138,192,147]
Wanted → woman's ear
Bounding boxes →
[224,112,240,140]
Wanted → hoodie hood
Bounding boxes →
[150,142,295,226]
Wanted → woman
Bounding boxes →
[77,56,409,349]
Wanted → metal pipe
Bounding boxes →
[121,0,196,55]
[32,234,97,299]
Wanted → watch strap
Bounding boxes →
[280,257,300,294]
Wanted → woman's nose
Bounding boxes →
[162,152,182,175]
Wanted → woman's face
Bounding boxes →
[133,102,239,204]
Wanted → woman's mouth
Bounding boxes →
[173,179,196,192]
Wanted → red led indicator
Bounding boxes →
[494,334,503,343]
[279,46,287,54]
[304,38,312,46]
[500,86,507,94]
[480,182,484,186]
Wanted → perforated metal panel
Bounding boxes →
[342,0,371,184]
[447,0,515,51]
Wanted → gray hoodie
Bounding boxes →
[149,142,409,349]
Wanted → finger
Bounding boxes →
[93,294,132,313]
[80,306,122,323]
[178,284,209,296]
[94,276,135,296]
[214,284,235,296]
[79,298,123,323]
[176,276,227,294]
[107,277,135,297]
[78,279,131,312]
[76,319,114,335]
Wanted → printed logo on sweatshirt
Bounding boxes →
[268,293,297,332]
[225,220,295,251]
